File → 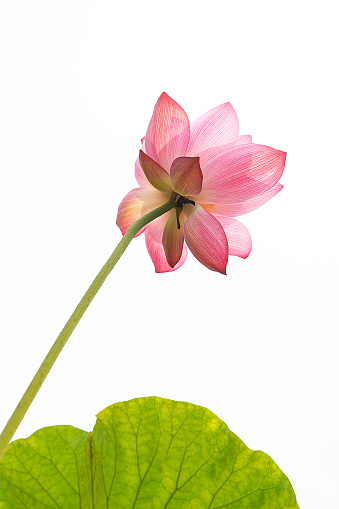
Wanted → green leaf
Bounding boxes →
[0,397,298,508]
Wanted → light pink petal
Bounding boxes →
[185,103,239,166]
[199,144,286,204]
[201,182,284,217]
[139,151,172,193]
[170,157,203,196]
[236,135,252,145]
[145,213,188,273]
[135,138,153,188]
[213,215,252,258]
[135,157,153,188]
[183,204,228,274]
[145,92,190,171]
[116,187,168,236]
[162,209,184,267]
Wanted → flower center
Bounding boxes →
[171,192,195,229]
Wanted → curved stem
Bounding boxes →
[0,199,175,460]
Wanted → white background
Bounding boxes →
[0,1,338,507]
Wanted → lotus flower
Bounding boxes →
[117,93,286,274]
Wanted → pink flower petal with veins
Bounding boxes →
[213,215,252,258]
[199,144,286,204]
[236,135,252,145]
[186,103,239,165]
[145,92,190,171]
[139,151,172,193]
[116,187,168,236]
[170,157,203,197]
[201,182,284,217]
[162,209,184,267]
[145,214,188,273]
[184,204,228,274]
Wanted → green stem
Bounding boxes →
[0,198,175,461]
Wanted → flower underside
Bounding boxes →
[116,92,286,274]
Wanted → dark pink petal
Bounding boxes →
[162,209,184,267]
[170,157,203,196]
[139,150,172,193]
[185,103,239,165]
[236,135,252,145]
[145,213,188,273]
[201,182,284,217]
[199,144,286,204]
[145,92,190,171]
[183,204,228,274]
[213,215,252,258]
[116,187,169,236]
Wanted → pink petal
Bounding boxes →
[185,103,239,165]
[145,214,188,273]
[170,157,203,197]
[162,209,184,267]
[135,138,153,188]
[116,187,169,236]
[236,135,252,145]
[199,144,286,204]
[135,156,153,188]
[183,204,228,274]
[201,182,284,217]
[213,215,252,258]
[145,92,190,171]
[139,150,172,193]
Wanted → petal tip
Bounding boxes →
[139,149,147,165]
[157,91,175,105]
[220,260,228,275]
